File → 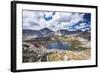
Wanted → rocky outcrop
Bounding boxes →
[22,43,47,62]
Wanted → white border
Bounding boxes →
[16,4,96,70]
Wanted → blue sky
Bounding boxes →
[23,10,91,31]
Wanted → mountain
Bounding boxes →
[23,29,43,38]
[76,30,91,40]
[57,29,82,35]
[23,28,54,38]
[39,28,54,37]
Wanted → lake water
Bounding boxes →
[47,41,70,50]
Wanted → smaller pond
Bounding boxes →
[47,41,70,50]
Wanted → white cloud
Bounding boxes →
[79,23,86,28]
[23,10,87,31]
[81,28,87,31]
[23,11,44,30]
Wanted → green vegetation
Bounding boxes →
[70,46,90,51]
[57,35,89,51]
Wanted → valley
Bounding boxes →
[22,28,91,62]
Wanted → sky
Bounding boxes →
[23,10,91,31]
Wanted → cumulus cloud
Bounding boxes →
[23,10,91,31]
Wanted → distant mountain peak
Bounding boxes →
[40,28,53,31]
[23,28,54,38]
[56,29,82,35]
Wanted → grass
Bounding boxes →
[48,49,90,61]
[70,45,90,51]
[57,36,90,51]
[48,52,65,61]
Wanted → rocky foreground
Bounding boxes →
[23,45,90,62]
[22,35,91,63]
[48,49,90,61]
